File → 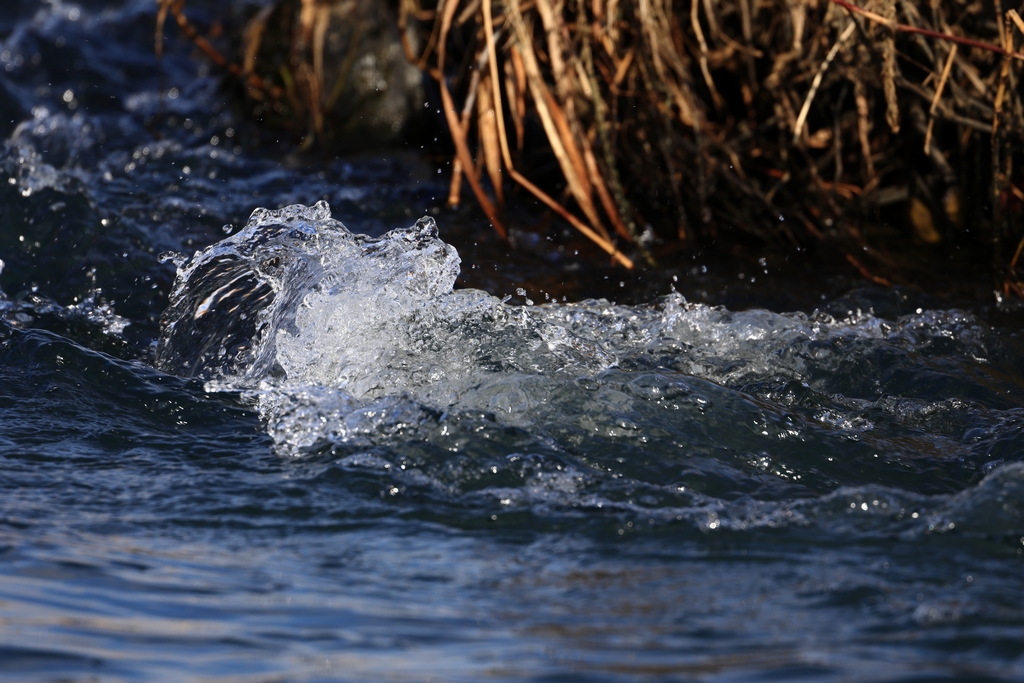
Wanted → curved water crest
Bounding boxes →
[154,202,1024,539]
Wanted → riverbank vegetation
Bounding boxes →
[158,0,1024,293]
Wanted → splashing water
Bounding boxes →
[154,202,1024,544]
[3,2,1023,673]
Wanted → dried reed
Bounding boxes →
[403,0,1024,286]
[161,0,1024,289]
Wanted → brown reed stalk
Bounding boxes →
[406,0,1023,281]
[162,0,1024,286]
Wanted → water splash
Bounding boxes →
[155,202,1024,539]
[156,201,460,383]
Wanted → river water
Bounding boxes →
[2,2,1024,681]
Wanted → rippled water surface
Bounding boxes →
[2,2,1024,681]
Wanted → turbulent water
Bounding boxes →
[2,1,1024,681]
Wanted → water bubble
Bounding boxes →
[158,251,188,268]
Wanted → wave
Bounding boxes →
[152,201,1024,537]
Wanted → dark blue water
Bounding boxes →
[2,2,1024,681]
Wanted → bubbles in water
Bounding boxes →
[149,202,1024,538]
[158,251,188,268]
[514,288,535,305]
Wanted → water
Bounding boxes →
[2,2,1024,681]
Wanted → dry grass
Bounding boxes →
[403,0,1024,287]
[161,0,1024,289]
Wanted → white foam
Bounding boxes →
[157,203,1002,519]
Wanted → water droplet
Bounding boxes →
[158,251,188,267]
